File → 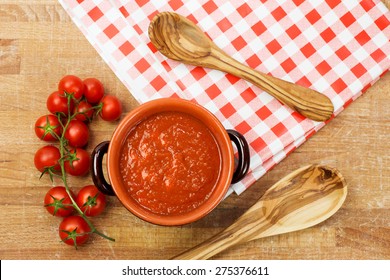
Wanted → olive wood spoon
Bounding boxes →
[172,164,347,259]
[149,12,334,122]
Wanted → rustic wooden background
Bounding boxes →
[0,0,389,260]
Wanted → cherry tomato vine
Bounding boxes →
[56,94,114,243]
[35,75,122,248]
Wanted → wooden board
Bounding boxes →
[0,0,389,260]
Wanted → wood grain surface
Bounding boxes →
[0,0,389,260]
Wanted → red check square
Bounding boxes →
[320,27,336,43]
[104,24,119,39]
[246,54,262,68]
[252,21,267,36]
[135,58,151,73]
[232,36,247,51]
[176,80,186,91]
[225,73,240,85]
[370,48,386,63]
[169,0,184,10]
[133,24,142,35]
[271,123,288,137]
[161,61,172,72]
[281,58,297,73]
[187,14,198,24]
[236,120,252,134]
[286,24,301,40]
[135,0,148,7]
[151,76,167,91]
[119,6,129,18]
[292,0,305,6]
[296,76,312,88]
[250,137,267,151]
[190,67,207,80]
[272,7,287,21]
[355,30,371,45]
[217,18,233,32]
[326,0,341,9]
[88,6,103,22]
[335,46,352,61]
[306,9,321,25]
[351,63,367,78]
[237,3,252,17]
[340,12,356,27]
[316,60,332,75]
[266,39,282,54]
[147,10,159,21]
[375,15,390,31]
[256,106,272,120]
[241,87,256,103]
[119,41,135,56]
[221,103,236,118]
[361,0,376,12]
[147,42,157,53]
[331,78,348,93]
[301,42,316,58]
[202,0,218,14]
[205,84,221,99]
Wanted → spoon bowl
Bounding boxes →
[149,12,334,122]
[172,164,347,259]
[148,12,211,62]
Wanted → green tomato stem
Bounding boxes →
[57,94,115,243]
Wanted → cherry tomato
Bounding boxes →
[64,120,89,148]
[46,91,74,116]
[44,186,75,217]
[35,114,62,141]
[76,185,106,217]
[74,101,94,122]
[83,78,104,104]
[34,145,61,173]
[99,95,122,121]
[58,75,84,100]
[59,216,90,247]
[64,148,90,176]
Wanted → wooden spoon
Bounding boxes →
[148,12,334,122]
[172,164,347,259]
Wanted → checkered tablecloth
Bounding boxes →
[59,0,390,195]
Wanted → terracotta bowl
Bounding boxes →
[91,98,250,226]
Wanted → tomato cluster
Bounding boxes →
[35,75,120,248]
[44,184,106,247]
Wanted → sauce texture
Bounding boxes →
[120,111,221,215]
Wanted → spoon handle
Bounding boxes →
[171,204,269,260]
[207,47,334,122]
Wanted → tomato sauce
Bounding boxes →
[119,111,221,216]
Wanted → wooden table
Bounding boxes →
[0,0,389,260]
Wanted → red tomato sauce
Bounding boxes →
[120,111,221,215]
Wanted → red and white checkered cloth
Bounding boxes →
[59,0,390,195]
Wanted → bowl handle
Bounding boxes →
[91,141,116,196]
[227,130,250,184]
